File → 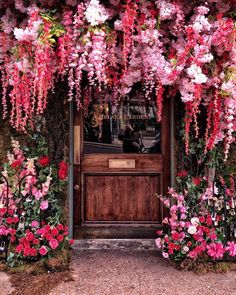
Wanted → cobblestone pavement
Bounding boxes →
[49,250,236,295]
[0,272,14,295]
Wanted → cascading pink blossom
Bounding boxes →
[1,0,236,156]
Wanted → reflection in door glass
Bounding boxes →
[84,98,161,154]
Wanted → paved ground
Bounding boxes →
[0,272,14,295]
[48,250,236,295]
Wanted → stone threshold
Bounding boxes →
[73,239,158,251]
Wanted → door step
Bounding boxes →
[73,239,158,251]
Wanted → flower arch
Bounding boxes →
[1,0,236,159]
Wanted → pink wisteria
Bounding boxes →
[1,0,236,158]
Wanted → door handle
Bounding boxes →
[74,184,80,191]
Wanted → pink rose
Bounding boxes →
[31,220,39,228]
[49,238,59,250]
[39,246,48,256]
[162,252,169,259]
[40,200,49,211]
[155,238,162,249]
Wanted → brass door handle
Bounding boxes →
[74,184,80,191]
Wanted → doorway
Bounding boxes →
[73,91,170,239]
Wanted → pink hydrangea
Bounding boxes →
[226,241,236,257]
[206,242,225,259]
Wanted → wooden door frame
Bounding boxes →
[72,97,171,238]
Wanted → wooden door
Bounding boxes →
[73,93,170,239]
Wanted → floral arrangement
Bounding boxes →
[0,136,71,265]
[156,168,236,263]
[1,0,236,159]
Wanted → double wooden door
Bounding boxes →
[73,95,170,239]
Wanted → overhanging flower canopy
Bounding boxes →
[0,0,236,158]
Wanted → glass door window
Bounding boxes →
[84,98,161,154]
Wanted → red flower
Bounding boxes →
[26,232,35,242]
[10,236,16,243]
[0,208,7,216]
[49,238,59,250]
[8,210,14,216]
[15,244,23,254]
[192,177,201,186]
[176,170,188,177]
[172,232,180,241]
[30,248,38,257]
[45,233,53,241]
[51,228,59,236]
[6,217,13,224]
[57,234,64,242]
[56,224,64,231]
[206,215,213,226]
[13,216,19,224]
[32,239,40,245]
[69,239,74,245]
[23,246,32,257]
[11,160,22,168]
[38,156,49,166]
[58,161,68,180]
[199,216,205,223]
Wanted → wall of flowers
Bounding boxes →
[0,0,236,267]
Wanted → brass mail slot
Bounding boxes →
[109,159,136,169]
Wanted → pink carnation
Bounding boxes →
[49,238,59,250]
[206,242,225,259]
[39,246,48,256]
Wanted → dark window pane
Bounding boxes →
[84,98,161,154]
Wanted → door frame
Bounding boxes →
[71,97,172,238]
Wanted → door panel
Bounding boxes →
[84,174,161,222]
[73,91,170,239]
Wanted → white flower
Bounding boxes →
[191,217,199,226]
[13,19,41,42]
[187,64,207,84]
[114,20,122,31]
[182,246,189,254]
[85,0,111,26]
[198,53,214,63]
[187,225,197,235]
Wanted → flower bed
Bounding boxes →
[156,173,236,266]
[0,136,72,267]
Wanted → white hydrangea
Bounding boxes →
[187,64,208,84]
[85,0,111,26]
[191,217,200,226]
[187,225,197,235]
[13,19,42,42]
